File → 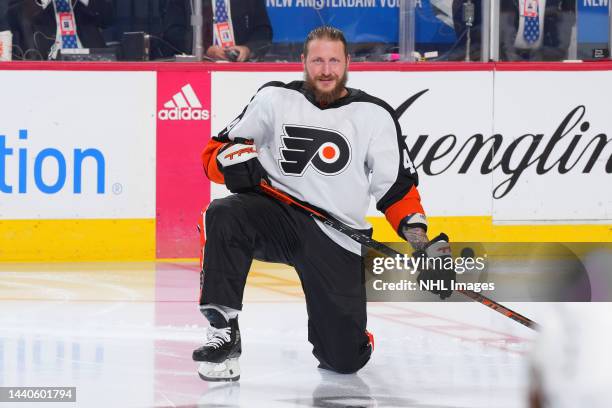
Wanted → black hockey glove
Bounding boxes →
[413,233,456,300]
[216,143,269,193]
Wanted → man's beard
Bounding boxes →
[304,69,348,106]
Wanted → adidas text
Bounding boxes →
[158,108,210,121]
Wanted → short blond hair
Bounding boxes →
[303,26,348,59]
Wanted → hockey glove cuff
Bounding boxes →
[216,143,269,193]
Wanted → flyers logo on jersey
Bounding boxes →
[279,125,351,176]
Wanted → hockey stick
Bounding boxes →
[259,181,538,331]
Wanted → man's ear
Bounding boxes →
[301,53,305,64]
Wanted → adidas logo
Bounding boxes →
[158,84,210,121]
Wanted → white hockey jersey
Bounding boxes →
[215,81,424,254]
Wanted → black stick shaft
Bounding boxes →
[259,182,538,331]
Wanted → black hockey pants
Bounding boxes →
[199,192,372,374]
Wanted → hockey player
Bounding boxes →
[194,26,454,381]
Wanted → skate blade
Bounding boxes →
[197,359,240,382]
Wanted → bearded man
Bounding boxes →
[193,26,446,382]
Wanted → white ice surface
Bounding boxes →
[0,261,603,408]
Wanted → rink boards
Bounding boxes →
[0,62,610,261]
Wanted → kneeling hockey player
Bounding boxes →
[194,26,454,381]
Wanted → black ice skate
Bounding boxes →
[193,307,241,382]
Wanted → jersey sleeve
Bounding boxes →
[201,138,227,184]
[367,108,427,236]
[215,83,276,145]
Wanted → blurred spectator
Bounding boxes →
[162,0,272,61]
[500,0,576,61]
[0,0,9,32]
[8,0,113,60]
[0,0,9,61]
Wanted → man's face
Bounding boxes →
[302,39,350,105]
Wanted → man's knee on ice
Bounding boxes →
[316,339,371,374]
[320,350,370,374]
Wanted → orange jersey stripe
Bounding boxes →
[201,139,227,184]
[384,185,425,234]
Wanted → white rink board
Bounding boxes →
[0,71,156,219]
[492,70,612,222]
